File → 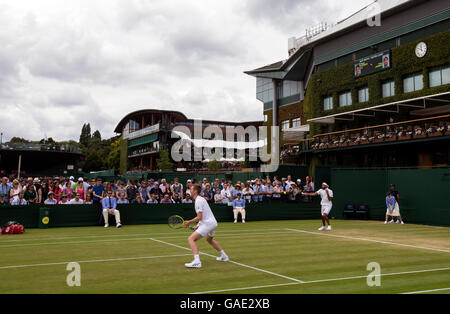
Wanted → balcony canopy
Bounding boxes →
[307,91,450,124]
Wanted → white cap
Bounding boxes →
[322,182,329,187]
[78,177,84,182]
[69,176,74,180]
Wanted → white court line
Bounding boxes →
[401,287,450,294]
[0,231,296,248]
[191,267,450,294]
[0,228,287,243]
[285,228,450,253]
[0,254,193,270]
[149,238,304,283]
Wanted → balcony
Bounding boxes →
[128,147,160,158]
[310,114,450,151]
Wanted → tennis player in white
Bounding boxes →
[303,182,333,231]
[183,184,229,268]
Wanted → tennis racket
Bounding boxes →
[168,215,195,231]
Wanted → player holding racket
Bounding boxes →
[183,184,229,268]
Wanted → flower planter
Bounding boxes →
[398,135,411,141]
[428,131,443,137]
[413,133,427,139]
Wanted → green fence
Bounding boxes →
[331,167,450,227]
[0,201,320,229]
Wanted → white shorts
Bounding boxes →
[196,223,217,238]
[321,205,332,216]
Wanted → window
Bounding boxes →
[403,73,423,93]
[279,81,300,98]
[429,65,450,88]
[323,96,333,110]
[281,120,290,130]
[358,87,369,103]
[292,118,301,128]
[382,80,395,98]
[264,115,268,122]
[339,91,352,107]
[256,78,274,103]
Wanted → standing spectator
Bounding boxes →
[232,193,246,224]
[69,193,84,204]
[220,183,232,204]
[159,179,169,194]
[34,178,42,203]
[211,178,222,195]
[0,177,11,204]
[138,182,148,204]
[101,190,122,228]
[41,181,50,204]
[171,178,184,200]
[263,182,273,202]
[51,180,62,203]
[92,178,105,205]
[252,180,264,203]
[242,183,254,203]
[62,181,73,200]
[214,189,223,203]
[24,184,37,204]
[9,179,22,203]
[126,180,138,204]
[115,181,126,200]
[232,184,243,201]
[11,191,27,205]
[74,178,86,201]
[149,182,162,202]
[273,181,282,201]
[202,184,213,202]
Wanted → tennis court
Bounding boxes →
[1,220,449,294]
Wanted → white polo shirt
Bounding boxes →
[317,188,333,206]
[195,196,217,227]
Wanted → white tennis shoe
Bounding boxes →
[185,261,202,268]
[318,226,326,231]
[104,224,109,228]
[216,256,229,262]
[326,226,332,231]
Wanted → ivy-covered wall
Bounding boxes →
[119,138,128,175]
[305,29,450,136]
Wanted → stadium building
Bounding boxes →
[245,0,450,170]
[114,109,263,173]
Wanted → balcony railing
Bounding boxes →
[311,114,450,151]
[123,123,160,140]
[128,147,160,158]
[0,143,81,153]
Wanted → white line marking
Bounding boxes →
[191,267,450,294]
[0,228,287,243]
[149,238,304,283]
[401,287,450,294]
[0,254,193,270]
[285,228,450,253]
[0,231,296,248]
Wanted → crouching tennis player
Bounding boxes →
[183,184,229,268]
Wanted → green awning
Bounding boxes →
[128,133,158,148]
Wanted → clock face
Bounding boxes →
[415,42,427,58]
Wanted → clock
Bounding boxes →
[415,42,427,58]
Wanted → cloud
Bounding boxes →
[0,0,372,142]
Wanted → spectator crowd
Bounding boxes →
[0,174,316,206]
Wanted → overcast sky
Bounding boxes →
[0,0,373,142]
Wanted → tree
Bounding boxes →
[92,130,101,141]
[8,137,30,144]
[79,123,91,147]
[106,138,121,170]
[156,149,174,171]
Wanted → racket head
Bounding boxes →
[168,215,185,229]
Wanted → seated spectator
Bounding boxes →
[69,193,84,204]
[182,194,193,204]
[117,192,129,204]
[147,194,159,204]
[252,180,264,203]
[263,182,273,202]
[273,182,283,201]
[44,191,57,205]
[172,193,182,204]
[149,182,162,202]
[11,191,28,206]
[62,182,73,201]
[202,184,213,202]
[115,181,126,199]
[9,179,22,203]
[59,195,70,204]
[74,178,86,201]
[101,190,122,228]
[84,193,93,205]
[160,193,173,204]
[126,180,138,204]
[232,184,242,201]
[171,178,184,200]
[232,193,246,224]
[0,193,7,206]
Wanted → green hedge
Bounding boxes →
[305,29,450,136]
[0,201,320,229]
